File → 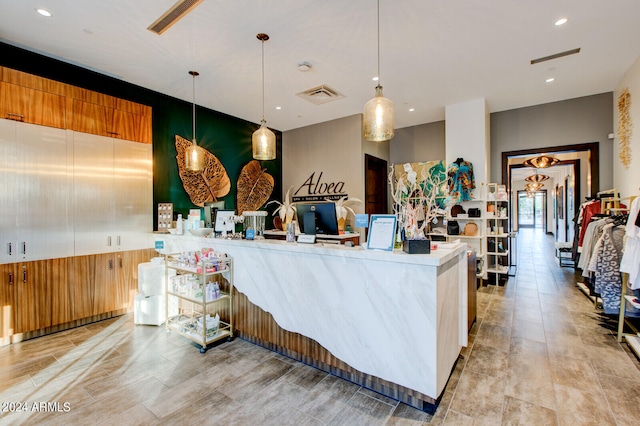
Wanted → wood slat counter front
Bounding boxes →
[158,235,468,411]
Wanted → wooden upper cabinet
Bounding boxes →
[72,99,152,144]
[1,67,152,143]
[0,81,66,128]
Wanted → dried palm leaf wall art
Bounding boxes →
[618,88,632,168]
[236,160,274,215]
[175,134,231,207]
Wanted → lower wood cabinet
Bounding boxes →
[1,248,154,344]
[10,258,68,335]
[0,263,16,345]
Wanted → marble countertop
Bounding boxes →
[156,234,465,267]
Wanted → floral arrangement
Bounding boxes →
[329,196,363,231]
[266,186,296,230]
[389,161,447,241]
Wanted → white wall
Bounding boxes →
[614,56,640,198]
[445,99,490,190]
[283,113,390,226]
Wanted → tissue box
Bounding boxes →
[402,239,431,254]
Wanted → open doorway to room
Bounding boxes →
[517,190,547,230]
[502,143,592,241]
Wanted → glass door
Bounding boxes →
[518,190,546,229]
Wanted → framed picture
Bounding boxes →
[556,185,564,220]
[367,214,397,251]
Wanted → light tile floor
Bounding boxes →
[1,228,640,425]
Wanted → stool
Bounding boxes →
[555,242,574,267]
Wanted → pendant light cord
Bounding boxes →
[261,39,265,122]
[377,0,380,86]
[192,73,196,143]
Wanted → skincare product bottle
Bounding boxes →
[176,214,183,234]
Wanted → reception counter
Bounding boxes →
[157,235,468,410]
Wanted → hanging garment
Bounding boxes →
[620,196,640,289]
[593,224,639,315]
[447,160,475,202]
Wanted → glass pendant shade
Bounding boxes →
[252,120,276,160]
[185,140,205,171]
[363,85,395,142]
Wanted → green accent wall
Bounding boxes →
[0,42,283,227]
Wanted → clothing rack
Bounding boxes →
[617,273,640,358]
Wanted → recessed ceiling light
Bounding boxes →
[36,8,52,17]
[275,106,282,110]
[409,108,415,112]
[546,77,555,83]
[372,76,379,81]
[555,18,568,26]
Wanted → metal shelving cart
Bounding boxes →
[165,253,233,353]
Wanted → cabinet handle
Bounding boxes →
[23,270,27,284]
[108,236,112,246]
[6,112,25,122]
[8,272,13,286]
[7,242,11,256]
[109,259,113,270]
[22,242,26,255]
[117,236,121,246]
[107,131,120,136]
[118,258,122,268]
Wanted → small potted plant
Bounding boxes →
[329,196,363,232]
[267,186,296,231]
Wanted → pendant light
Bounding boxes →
[525,182,544,192]
[525,170,550,183]
[185,70,205,172]
[252,33,276,160]
[363,0,394,142]
[523,154,559,169]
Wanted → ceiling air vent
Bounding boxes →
[147,0,204,35]
[531,48,581,65]
[296,84,345,105]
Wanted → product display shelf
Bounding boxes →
[486,183,510,286]
[165,254,234,353]
[445,197,486,279]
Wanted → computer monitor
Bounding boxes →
[296,202,339,235]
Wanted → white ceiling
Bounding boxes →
[1,0,639,132]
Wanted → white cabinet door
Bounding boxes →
[0,120,71,264]
[113,139,152,251]
[16,123,72,261]
[72,133,152,255]
[72,132,115,256]
[0,120,18,264]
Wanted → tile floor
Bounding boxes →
[1,228,640,425]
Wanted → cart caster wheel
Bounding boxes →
[200,347,206,354]
[227,336,233,342]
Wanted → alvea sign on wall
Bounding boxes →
[292,171,348,202]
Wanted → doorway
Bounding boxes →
[517,190,547,230]
[365,154,388,215]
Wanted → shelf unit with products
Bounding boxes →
[165,251,233,353]
[485,183,510,285]
[445,192,487,280]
